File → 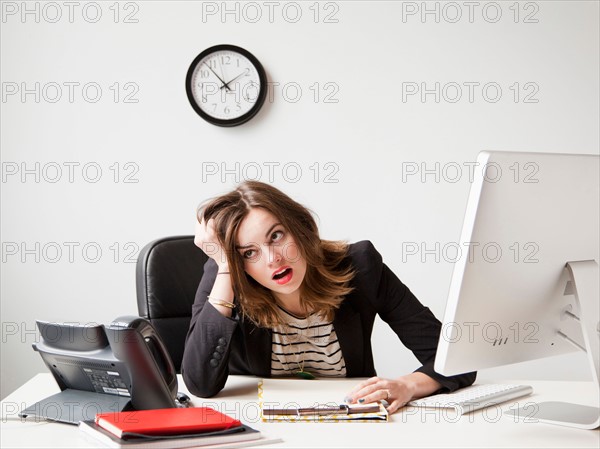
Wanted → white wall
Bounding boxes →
[1,1,598,399]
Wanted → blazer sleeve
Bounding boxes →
[181,258,238,397]
[352,241,476,392]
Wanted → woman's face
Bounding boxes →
[236,207,307,303]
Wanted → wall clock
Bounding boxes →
[185,44,267,127]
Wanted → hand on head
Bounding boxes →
[195,216,229,271]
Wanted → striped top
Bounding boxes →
[270,306,346,377]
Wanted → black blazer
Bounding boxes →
[181,240,476,397]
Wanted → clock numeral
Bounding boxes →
[244,81,259,102]
[200,69,209,79]
[196,84,208,103]
[221,55,232,65]
[224,106,230,115]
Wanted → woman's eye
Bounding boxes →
[271,230,284,242]
[243,249,257,259]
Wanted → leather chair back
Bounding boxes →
[136,236,207,372]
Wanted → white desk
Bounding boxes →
[1,374,599,448]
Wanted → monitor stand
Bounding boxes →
[505,260,599,429]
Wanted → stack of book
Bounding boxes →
[78,407,280,448]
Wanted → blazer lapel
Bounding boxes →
[333,299,364,377]
[242,320,272,377]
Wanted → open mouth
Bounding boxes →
[272,267,292,280]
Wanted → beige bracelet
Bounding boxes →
[208,296,236,309]
[217,271,230,275]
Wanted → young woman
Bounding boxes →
[181,181,475,414]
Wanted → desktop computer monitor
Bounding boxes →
[434,151,599,429]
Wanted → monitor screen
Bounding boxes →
[435,151,598,376]
[433,151,599,429]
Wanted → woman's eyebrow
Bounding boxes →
[236,223,281,250]
[263,223,280,238]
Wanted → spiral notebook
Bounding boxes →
[259,378,388,422]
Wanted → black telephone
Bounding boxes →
[20,316,180,424]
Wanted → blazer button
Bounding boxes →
[215,345,225,353]
[209,359,219,367]
[213,352,222,360]
[217,337,227,345]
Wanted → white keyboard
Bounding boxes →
[408,384,533,416]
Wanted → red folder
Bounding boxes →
[95,407,242,438]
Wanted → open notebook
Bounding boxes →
[259,378,388,422]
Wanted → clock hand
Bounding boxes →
[222,70,248,90]
[218,59,229,91]
[202,62,230,91]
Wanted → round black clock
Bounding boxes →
[185,44,267,127]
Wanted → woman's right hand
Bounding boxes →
[195,217,229,271]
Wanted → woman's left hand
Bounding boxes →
[344,376,416,415]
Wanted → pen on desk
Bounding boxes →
[263,404,381,416]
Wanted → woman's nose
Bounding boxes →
[267,245,283,264]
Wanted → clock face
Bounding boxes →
[186,45,267,127]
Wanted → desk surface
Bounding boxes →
[1,374,599,448]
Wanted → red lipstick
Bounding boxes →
[272,266,293,285]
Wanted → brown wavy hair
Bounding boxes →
[197,181,355,328]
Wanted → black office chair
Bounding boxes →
[136,235,208,372]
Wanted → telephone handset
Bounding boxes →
[105,315,178,411]
[20,316,180,424]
